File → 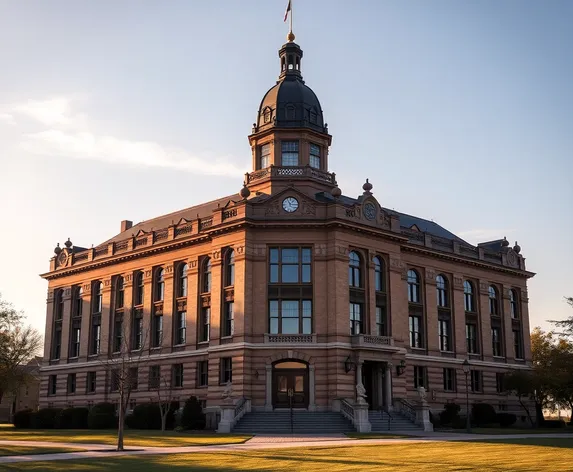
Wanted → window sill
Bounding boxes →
[173,343,186,347]
[198,341,209,346]
[150,347,162,351]
[410,347,426,352]
[220,336,233,340]
[196,385,208,389]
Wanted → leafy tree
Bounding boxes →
[549,297,573,339]
[504,369,536,426]
[0,295,42,407]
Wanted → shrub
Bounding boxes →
[471,403,497,427]
[496,412,517,428]
[55,407,89,429]
[439,402,461,426]
[181,396,206,430]
[13,409,34,428]
[33,408,63,429]
[429,411,440,429]
[451,416,468,429]
[128,402,179,430]
[543,419,566,428]
[87,402,117,429]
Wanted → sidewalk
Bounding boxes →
[0,432,572,464]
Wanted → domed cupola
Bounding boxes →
[253,35,327,134]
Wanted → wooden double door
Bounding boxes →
[272,362,309,409]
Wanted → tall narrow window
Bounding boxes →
[172,364,184,388]
[349,251,361,288]
[155,268,165,302]
[407,270,420,303]
[496,373,505,393]
[72,286,83,318]
[67,373,76,394]
[374,256,385,292]
[436,275,448,307]
[413,366,427,388]
[86,372,96,393]
[489,285,499,315]
[470,370,482,392]
[152,312,163,347]
[52,324,62,360]
[509,290,519,319]
[220,358,232,384]
[202,258,212,293]
[199,307,210,343]
[513,330,523,359]
[260,143,271,169]
[70,323,81,358]
[197,360,208,387]
[177,263,188,298]
[466,323,478,354]
[93,281,103,314]
[134,271,144,306]
[91,281,102,356]
[281,141,299,166]
[54,289,64,321]
[309,143,320,169]
[463,281,474,312]
[225,250,235,287]
[116,276,124,309]
[149,366,160,389]
[443,368,455,391]
[133,312,143,350]
[439,319,451,351]
[48,375,57,395]
[409,315,423,348]
[90,323,101,355]
[492,326,502,357]
[175,310,186,345]
[52,289,64,360]
[375,306,387,336]
[223,301,234,337]
[113,315,123,352]
[350,303,363,335]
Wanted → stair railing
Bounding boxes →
[395,398,416,423]
[233,397,251,426]
[385,408,393,431]
[340,399,355,422]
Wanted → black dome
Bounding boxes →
[254,41,327,134]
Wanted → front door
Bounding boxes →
[272,362,308,409]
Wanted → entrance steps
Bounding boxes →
[368,410,423,432]
[232,411,355,434]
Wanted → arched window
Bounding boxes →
[202,258,212,293]
[374,256,385,292]
[54,289,64,321]
[407,270,420,303]
[134,271,144,306]
[73,286,83,318]
[509,289,519,319]
[177,263,188,298]
[93,281,103,314]
[489,285,499,315]
[116,276,124,309]
[464,280,474,312]
[436,275,448,308]
[225,250,235,287]
[154,268,165,302]
[348,251,361,288]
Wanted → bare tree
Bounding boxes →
[155,369,175,432]
[0,295,42,405]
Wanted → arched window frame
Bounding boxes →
[72,286,83,318]
[509,289,519,319]
[154,268,165,302]
[54,289,64,321]
[225,249,235,287]
[373,256,385,292]
[464,280,474,312]
[436,275,448,308]
[115,276,124,309]
[134,271,144,306]
[93,281,103,314]
[348,251,362,288]
[177,263,188,298]
[407,269,421,303]
[202,257,212,293]
[489,285,499,315]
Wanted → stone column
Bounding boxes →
[265,364,273,411]
[309,364,316,411]
[384,362,393,411]
[355,360,363,403]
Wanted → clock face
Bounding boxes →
[282,197,299,213]
[57,251,68,267]
[363,202,377,221]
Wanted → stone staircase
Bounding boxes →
[368,409,423,432]
[232,411,356,434]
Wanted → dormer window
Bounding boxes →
[281,141,298,166]
[263,108,271,124]
[259,143,271,169]
[309,144,320,169]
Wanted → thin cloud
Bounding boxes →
[1,97,246,177]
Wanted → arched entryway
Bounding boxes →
[272,360,309,409]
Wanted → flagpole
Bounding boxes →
[290,0,293,34]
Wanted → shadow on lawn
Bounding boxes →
[474,437,573,449]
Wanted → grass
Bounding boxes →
[0,426,251,448]
[0,446,84,457]
[345,433,413,439]
[460,427,573,435]
[2,439,572,471]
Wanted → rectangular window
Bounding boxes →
[513,330,523,359]
[375,306,387,336]
[492,326,502,357]
[350,303,363,335]
[269,247,312,284]
[260,143,271,169]
[70,324,81,358]
[443,368,455,391]
[466,323,478,354]
[199,307,210,343]
[496,372,505,393]
[110,369,120,392]
[86,372,96,393]
[173,364,184,388]
[113,316,123,353]
[413,366,427,389]
[133,313,143,350]
[470,370,482,392]
[439,319,451,351]
[220,357,232,384]
[72,287,83,318]
[197,360,208,387]
[409,315,423,348]
[149,366,160,389]
[223,302,234,337]
[175,310,186,345]
[52,325,62,360]
[67,373,76,394]
[152,314,163,347]
[269,300,312,335]
[309,143,320,169]
[90,321,101,355]
[281,141,299,166]
[48,375,57,395]
[129,367,138,391]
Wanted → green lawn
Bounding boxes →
[0,446,84,457]
[0,426,250,447]
[345,433,413,439]
[2,439,572,471]
[461,427,573,435]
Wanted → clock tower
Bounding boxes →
[245,32,336,197]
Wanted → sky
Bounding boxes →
[0,0,571,336]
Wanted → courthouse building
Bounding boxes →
[39,31,534,429]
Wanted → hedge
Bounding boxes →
[13,409,34,428]
[55,407,89,429]
[471,403,497,427]
[496,412,517,428]
[181,396,206,430]
[32,408,63,429]
[125,402,179,430]
[87,402,117,429]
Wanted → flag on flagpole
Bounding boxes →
[284,0,291,22]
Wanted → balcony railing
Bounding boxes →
[351,334,394,348]
[246,165,336,185]
[264,333,317,344]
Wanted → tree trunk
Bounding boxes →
[518,397,534,427]
[117,400,125,451]
[535,402,545,427]
[161,408,167,432]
